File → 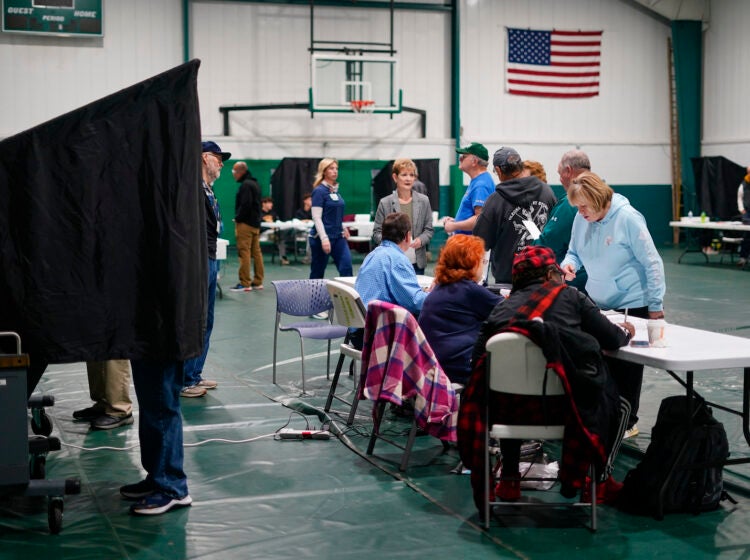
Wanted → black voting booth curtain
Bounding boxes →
[0,60,206,364]
[691,156,746,219]
[372,159,440,211]
[270,158,320,220]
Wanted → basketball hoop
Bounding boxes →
[350,100,375,113]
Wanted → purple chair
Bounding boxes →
[271,279,348,393]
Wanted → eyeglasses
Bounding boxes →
[459,154,473,162]
[206,152,223,163]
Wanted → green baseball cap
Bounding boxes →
[456,142,489,162]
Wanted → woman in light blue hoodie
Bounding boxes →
[561,171,665,439]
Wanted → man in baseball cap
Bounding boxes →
[201,140,231,161]
[444,142,494,235]
[473,145,557,284]
[181,140,232,399]
[455,141,489,162]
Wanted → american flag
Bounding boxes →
[506,28,602,98]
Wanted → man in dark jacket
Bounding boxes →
[473,146,557,284]
[230,161,263,291]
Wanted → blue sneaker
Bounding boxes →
[129,492,192,515]
[229,283,252,292]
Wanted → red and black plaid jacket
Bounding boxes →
[458,282,612,509]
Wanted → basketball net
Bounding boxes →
[350,100,375,114]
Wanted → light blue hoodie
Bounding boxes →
[561,193,665,312]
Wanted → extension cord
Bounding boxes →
[277,428,331,440]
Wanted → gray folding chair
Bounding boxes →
[325,280,367,425]
[484,332,597,531]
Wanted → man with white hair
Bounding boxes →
[532,149,591,290]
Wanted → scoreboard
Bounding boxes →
[2,0,102,37]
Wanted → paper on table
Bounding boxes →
[523,220,541,240]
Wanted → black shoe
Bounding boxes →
[120,479,156,500]
[91,413,134,430]
[73,406,105,421]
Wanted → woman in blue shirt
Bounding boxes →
[309,158,353,278]
[419,235,501,383]
[561,171,666,438]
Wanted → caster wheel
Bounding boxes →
[48,497,63,535]
[30,456,46,480]
[31,410,53,436]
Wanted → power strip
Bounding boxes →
[277,428,331,440]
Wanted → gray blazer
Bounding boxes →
[372,191,434,269]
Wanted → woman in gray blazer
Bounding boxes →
[373,158,434,274]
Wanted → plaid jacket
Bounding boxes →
[458,282,611,508]
[359,300,457,442]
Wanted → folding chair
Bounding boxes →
[361,300,457,471]
[271,280,348,393]
[484,332,597,531]
[720,236,742,264]
[325,280,367,425]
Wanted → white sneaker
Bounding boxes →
[624,425,639,439]
[311,311,329,320]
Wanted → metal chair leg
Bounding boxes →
[325,352,347,412]
[399,419,419,471]
[367,401,386,455]
[345,362,361,425]
[272,315,280,385]
[299,338,306,394]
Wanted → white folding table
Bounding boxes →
[669,219,750,264]
[605,314,750,515]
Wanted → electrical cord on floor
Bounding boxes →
[39,411,281,452]
[61,433,280,452]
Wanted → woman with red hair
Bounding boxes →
[418,235,501,383]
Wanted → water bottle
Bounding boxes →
[700,211,706,223]
[688,210,693,218]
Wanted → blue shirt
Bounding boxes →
[454,171,494,234]
[561,193,665,312]
[310,183,346,239]
[355,240,427,316]
[418,279,501,381]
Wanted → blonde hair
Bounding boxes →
[313,158,338,187]
[523,160,547,183]
[392,158,417,176]
[568,171,613,213]
[434,235,486,285]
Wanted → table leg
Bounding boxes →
[678,229,708,264]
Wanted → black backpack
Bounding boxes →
[618,395,733,518]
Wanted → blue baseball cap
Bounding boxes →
[202,140,231,161]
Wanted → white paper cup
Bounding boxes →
[647,319,668,347]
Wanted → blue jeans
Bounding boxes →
[131,359,188,498]
[309,236,353,279]
[184,258,218,386]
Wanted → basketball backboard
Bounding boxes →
[309,53,402,114]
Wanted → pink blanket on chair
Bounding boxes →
[359,300,457,442]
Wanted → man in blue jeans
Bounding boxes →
[120,140,232,515]
[122,360,192,514]
[181,141,230,398]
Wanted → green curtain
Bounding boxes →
[671,20,702,214]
